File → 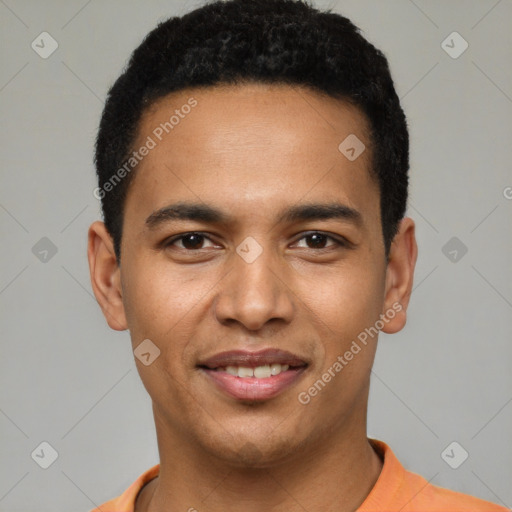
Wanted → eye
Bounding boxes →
[164,232,217,250]
[162,231,349,253]
[293,231,346,250]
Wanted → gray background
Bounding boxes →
[1,0,511,510]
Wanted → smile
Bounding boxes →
[213,363,290,378]
[198,349,308,401]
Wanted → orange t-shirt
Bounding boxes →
[90,439,508,511]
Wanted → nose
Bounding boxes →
[213,242,295,332]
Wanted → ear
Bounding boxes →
[87,221,127,331]
[381,217,418,334]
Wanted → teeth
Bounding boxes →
[274,364,289,374]
[270,363,281,376]
[238,366,254,378]
[254,365,271,378]
[219,363,290,378]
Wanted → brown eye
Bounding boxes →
[294,232,345,250]
[180,233,205,249]
[165,232,216,250]
[304,233,329,248]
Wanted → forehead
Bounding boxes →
[125,82,379,231]
[139,82,371,161]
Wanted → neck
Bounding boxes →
[136,412,383,512]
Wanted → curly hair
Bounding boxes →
[94,0,409,261]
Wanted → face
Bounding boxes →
[89,82,416,468]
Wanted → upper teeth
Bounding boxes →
[219,364,290,378]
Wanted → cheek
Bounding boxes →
[122,258,198,329]
[121,256,224,368]
[120,260,207,406]
[294,266,384,418]
[299,259,385,338]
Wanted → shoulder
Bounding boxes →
[401,468,509,511]
[88,464,160,512]
[361,439,508,512]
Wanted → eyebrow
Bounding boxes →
[144,201,362,229]
[145,202,229,228]
[277,202,362,226]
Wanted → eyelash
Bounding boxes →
[163,231,349,251]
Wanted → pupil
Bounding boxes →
[183,234,203,249]
[308,234,326,248]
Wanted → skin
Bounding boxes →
[88,82,417,512]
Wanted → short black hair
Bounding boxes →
[94,0,409,261]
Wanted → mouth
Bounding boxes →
[197,349,308,401]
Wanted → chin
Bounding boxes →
[199,426,303,469]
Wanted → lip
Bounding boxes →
[201,366,307,401]
[198,349,308,401]
[198,348,308,369]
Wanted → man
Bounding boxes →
[87,0,508,510]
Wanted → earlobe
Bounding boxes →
[87,221,128,331]
[381,217,418,334]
